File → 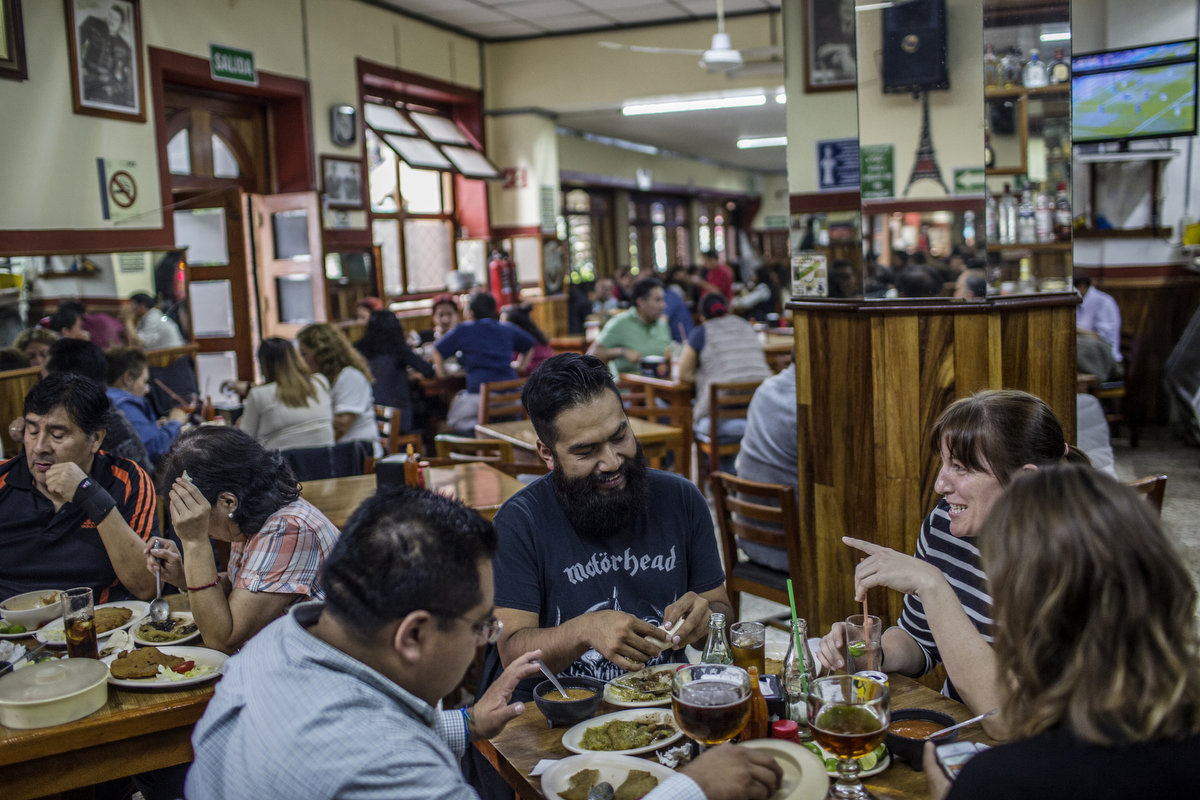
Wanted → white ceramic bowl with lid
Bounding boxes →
[0,658,109,729]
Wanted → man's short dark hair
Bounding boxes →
[321,485,497,638]
[895,265,943,298]
[965,274,989,299]
[46,339,108,383]
[24,372,110,436]
[105,346,148,385]
[522,353,620,449]
[129,293,155,309]
[630,277,663,305]
[1073,276,1092,289]
[45,306,82,335]
[469,292,498,321]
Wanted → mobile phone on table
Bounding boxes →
[934,741,990,780]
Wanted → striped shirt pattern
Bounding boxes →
[899,500,994,679]
[228,498,339,599]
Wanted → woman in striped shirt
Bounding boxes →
[816,390,1090,738]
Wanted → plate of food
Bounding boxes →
[540,752,675,800]
[801,740,889,778]
[102,644,227,689]
[131,612,200,647]
[35,601,148,646]
[0,621,45,640]
[604,663,678,708]
[562,708,682,756]
[740,739,831,799]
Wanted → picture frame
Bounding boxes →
[804,0,858,93]
[0,0,28,81]
[321,156,364,209]
[65,0,146,122]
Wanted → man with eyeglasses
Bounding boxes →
[186,485,542,799]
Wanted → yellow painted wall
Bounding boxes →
[486,113,560,230]
[557,134,756,196]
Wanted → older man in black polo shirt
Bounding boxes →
[0,373,158,603]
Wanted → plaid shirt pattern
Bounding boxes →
[228,499,339,599]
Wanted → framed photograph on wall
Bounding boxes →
[805,0,857,93]
[65,0,146,122]
[321,156,364,209]
[1,0,28,80]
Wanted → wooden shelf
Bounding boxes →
[991,241,1073,252]
[40,269,99,278]
[985,83,1070,99]
[1074,227,1173,239]
[1075,150,1179,163]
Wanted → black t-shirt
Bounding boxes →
[0,451,159,603]
[491,469,726,699]
[949,726,1200,800]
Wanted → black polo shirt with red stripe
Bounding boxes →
[0,451,159,604]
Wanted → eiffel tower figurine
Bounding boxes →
[904,89,950,196]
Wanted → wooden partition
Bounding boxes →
[788,295,1078,633]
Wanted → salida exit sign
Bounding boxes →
[210,44,256,86]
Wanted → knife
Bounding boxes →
[0,642,49,676]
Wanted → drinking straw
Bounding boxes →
[154,378,189,408]
[786,578,805,683]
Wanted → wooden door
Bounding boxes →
[248,192,325,340]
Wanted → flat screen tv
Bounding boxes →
[1072,39,1198,145]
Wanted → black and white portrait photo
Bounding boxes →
[67,0,145,122]
[806,0,857,92]
[322,156,364,208]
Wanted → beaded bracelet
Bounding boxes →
[460,706,474,738]
[187,578,221,592]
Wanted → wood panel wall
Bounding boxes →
[789,296,1078,634]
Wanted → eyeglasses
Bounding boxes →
[450,614,502,644]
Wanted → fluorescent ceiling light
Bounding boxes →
[737,136,787,149]
[855,2,896,12]
[775,93,786,104]
[622,94,766,116]
[1040,31,1071,42]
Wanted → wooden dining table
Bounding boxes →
[300,461,527,528]
[475,673,996,800]
[475,417,685,467]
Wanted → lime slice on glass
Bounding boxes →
[858,751,878,771]
[847,641,866,657]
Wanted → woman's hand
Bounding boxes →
[844,537,944,600]
[144,537,185,587]
[922,742,953,799]
[816,621,848,673]
[168,476,213,545]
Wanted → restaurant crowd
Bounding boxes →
[0,259,1196,800]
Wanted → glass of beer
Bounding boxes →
[61,587,99,660]
[730,621,766,675]
[671,664,752,749]
[844,614,882,674]
[808,674,889,799]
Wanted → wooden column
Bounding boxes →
[788,295,1079,633]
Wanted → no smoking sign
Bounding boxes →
[108,171,137,208]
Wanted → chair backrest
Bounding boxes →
[707,379,763,443]
[281,440,373,482]
[434,434,515,464]
[375,404,422,456]
[710,471,802,576]
[1126,473,1167,515]
[478,377,527,426]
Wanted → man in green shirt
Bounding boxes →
[588,276,671,378]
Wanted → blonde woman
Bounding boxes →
[296,323,377,449]
[238,338,334,451]
[927,466,1200,799]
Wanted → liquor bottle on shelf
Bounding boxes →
[984,129,995,169]
[999,183,1018,244]
[1022,48,1049,89]
[1017,256,1037,293]
[1000,46,1023,88]
[984,44,1000,88]
[1048,47,1071,85]
[1054,182,1073,241]
[701,612,733,664]
[985,190,999,245]
[1017,186,1037,244]
[1035,184,1055,243]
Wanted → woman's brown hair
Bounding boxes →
[931,389,1089,483]
[296,323,372,385]
[257,338,318,409]
[982,465,1200,745]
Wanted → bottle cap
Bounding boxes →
[771,720,800,739]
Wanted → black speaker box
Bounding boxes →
[882,0,949,93]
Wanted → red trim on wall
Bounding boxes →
[492,225,544,239]
[790,191,860,213]
[0,229,175,256]
[324,228,373,249]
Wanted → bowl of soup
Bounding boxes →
[0,590,64,631]
[533,676,605,727]
[885,708,958,769]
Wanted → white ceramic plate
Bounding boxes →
[802,740,890,778]
[101,645,227,689]
[540,753,675,800]
[740,739,830,799]
[130,612,200,647]
[0,627,44,641]
[562,708,683,756]
[603,663,677,708]
[35,601,149,646]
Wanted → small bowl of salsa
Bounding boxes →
[533,676,605,727]
[885,708,958,769]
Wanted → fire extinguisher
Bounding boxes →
[488,249,519,309]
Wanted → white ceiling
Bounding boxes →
[366,0,782,41]
[361,0,788,172]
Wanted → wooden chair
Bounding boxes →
[695,379,763,490]
[711,471,805,626]
[375,404,422,456]
[618,375,693,478]
[434,434,515,465]
[281,441,373,482]
[1090,333,1143,447]
[477,377,527,426]
[1126,473,1167,516]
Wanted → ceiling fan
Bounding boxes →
[599,0,782,75]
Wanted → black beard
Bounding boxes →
[552,443,649,541]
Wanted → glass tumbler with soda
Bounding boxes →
[61,587,99,659]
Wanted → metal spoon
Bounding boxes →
[586,782,614,800]
[535,659,570,699]
[149,538,170,624]
[927,709,998,740]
